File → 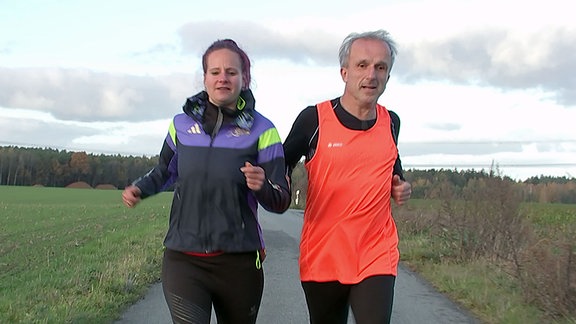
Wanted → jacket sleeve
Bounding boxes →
[283,106,317,176]
[255,127,291,213]
[132,133,177,199]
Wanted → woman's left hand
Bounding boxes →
[241,161,265,191]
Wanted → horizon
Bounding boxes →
[1,142,572,182]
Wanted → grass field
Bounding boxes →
[0,186,172,323]
[2,187,575,323]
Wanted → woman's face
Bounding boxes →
[204,48,244,109]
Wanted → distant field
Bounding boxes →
[522,202,576,230]
[0,186,173,323]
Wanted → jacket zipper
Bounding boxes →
[202,107,224,253]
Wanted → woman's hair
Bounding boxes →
[338,30,398,72]
[202,39,252,89]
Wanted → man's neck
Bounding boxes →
[339,95,377,120]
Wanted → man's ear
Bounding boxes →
[340,67,347,82]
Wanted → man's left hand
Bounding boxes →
[391,174,411,206]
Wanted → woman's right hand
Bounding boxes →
[122,185,142,208]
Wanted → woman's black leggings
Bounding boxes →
[302,275,396,324]
[161,249,264,324]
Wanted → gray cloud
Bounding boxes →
[0,68,195,122]
[178,21,340,65]
[400,142,524,157]
[399,140,573,158]
[394,28,576,106]
[0,115,166,156]
[426,123,461,131]
[130,43,181,59]
[0,116,99,150]
[2,23,574,126]
[0,40,16,55]
[178,22,575,106]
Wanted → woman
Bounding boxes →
[122,39,291,324]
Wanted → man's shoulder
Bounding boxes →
[298,105,318,118]
[387,110,400,123]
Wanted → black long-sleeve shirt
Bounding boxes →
[283,97,405,179]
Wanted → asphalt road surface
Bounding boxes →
[115,208,480,324]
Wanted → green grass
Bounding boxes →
[0,186,172,323]
[3,191,575,323]
[435,261,544,324]
[521,202,576,238]
[401,244,546,324]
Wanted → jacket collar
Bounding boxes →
[183,89,255,130]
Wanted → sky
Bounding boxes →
[1,0,575,181]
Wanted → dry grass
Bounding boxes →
[395,176,576,323]
[66,181,92,189]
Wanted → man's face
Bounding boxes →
[340,38,392,105]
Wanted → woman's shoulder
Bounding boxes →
[251,110,278,128]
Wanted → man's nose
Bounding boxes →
[366,67,377,79]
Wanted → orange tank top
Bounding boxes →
[300,100,399,283]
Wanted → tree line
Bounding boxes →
[288,162,576,205]
[0,146,156,189]
[1,146,575,204]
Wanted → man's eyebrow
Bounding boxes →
[355,59,389,67]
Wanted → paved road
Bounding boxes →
[115,208,480,324]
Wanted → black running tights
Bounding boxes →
[161,249,264,324]
[301,275,396,324]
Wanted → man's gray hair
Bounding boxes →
[338,30,398,70]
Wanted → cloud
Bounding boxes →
[178,21,340,65]
[425,122,461,131]
[177,21,576,108]
[0,68,196,121]
[0,114,100,150]
[400,142,524,157]
[0,110,169,156]
[130,43,180,58]
[395,27,576,106]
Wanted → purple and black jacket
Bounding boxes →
[133,89,291,254]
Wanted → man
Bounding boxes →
[283,30,412,324]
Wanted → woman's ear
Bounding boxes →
[242,75,249,90]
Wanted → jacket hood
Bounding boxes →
[182,89,256,130]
